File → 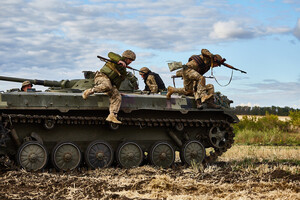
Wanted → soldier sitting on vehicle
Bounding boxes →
[139,67,166,93]
[21,81,33,92]
[166,49,222,109]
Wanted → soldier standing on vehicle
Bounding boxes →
[139,67,166,93]
[82,50,136,124]
[21,81,33,92]
[166,49,222,109]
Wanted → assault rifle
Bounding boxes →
[218,58,247,74]
[97,55,145,74]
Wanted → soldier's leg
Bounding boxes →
[206,84,214,95]
[108,86,122,114]
[184,68,211,102]
[93,73,113,93]
[106,86,122,124]
[166,87,190,99]
[82,73,112,99]
[205,84,220,109]
[180,68,203,108]
[166,68,193,99]
[82,88,94,100]
[195,77,213,103]
[184,69,214,109]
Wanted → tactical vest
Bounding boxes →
[188,55,211,75]
[144,71,166,92]
[100,53,127,88]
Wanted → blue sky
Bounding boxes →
[0,0,299,108]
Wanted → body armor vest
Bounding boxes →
[100,53,127,89]
[188,55,211,75]
[144,71,166,92]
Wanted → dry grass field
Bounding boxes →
[237,115,291,121]
[0,145,299,200]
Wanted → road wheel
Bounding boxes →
[85,140,114,169]
[52,142,81,171]
[116,141,143,168]
[17,141,48,171]
[180,140,205,166]
[149,141,175,168]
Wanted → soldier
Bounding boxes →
[139,67,166,93]
[82,50,136,124]
[21,81,33,92]
[166,49,222,109]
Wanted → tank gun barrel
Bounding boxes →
[0,75,71,88]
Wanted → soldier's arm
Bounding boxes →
[201,49,214,58]
[146,75,158,93]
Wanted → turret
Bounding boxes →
[0,71,138,93]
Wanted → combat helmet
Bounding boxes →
[214,54,224,66]
[122,50,136,61]
[139,67,149,76]
[21,80,32,89]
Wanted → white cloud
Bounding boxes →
[264,26,291,34]
[209,20,255,40]
[209,20,291,40]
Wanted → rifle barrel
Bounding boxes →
[222,63,247,74]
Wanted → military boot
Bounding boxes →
[106,113,122,124]
[196,99,205,110]
[166,86,175,99]
[207,98,221,109]
[82,88,94,100]
[201,94,214,103]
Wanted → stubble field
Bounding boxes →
[0,145,299,200]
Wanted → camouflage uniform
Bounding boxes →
[146,75,159,93]
[139,67,166,93]
[92,72,122,114]
[167,49,222,109]
[82,50,136,123]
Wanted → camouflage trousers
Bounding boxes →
[93,72,121,114]
[173,68,214,100]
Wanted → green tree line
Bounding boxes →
[233,106,299,116]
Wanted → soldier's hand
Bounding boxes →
[118,60,127,67]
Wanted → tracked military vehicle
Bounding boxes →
[0,71,238,171]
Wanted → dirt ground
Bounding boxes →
[0,146,299,200]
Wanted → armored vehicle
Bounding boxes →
[0,72,238,171]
